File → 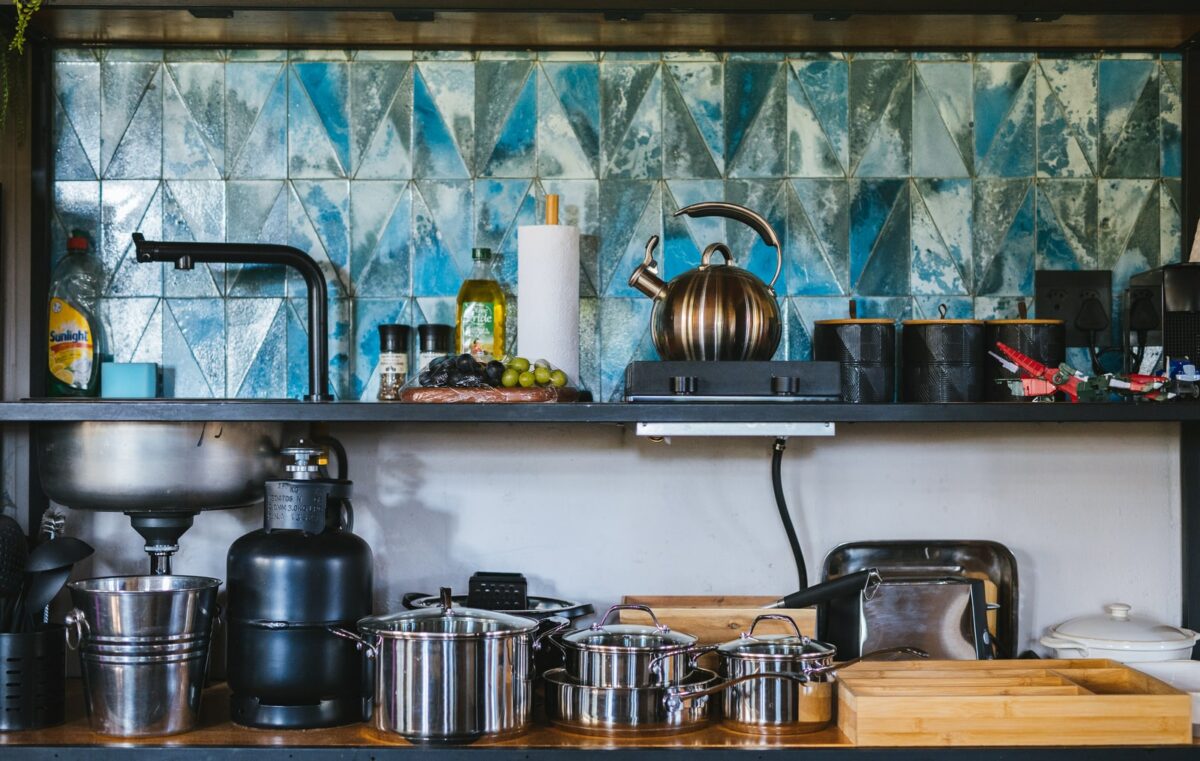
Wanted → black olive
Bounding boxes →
[456,354,476,373]
[419,371,433,386]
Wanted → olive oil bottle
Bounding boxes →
[455,247,506,360]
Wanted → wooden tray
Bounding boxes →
[401,386,579,403]
[837,659,1192,746]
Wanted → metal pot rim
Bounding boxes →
[557,636,697,655]
[68,575,222,593]
[717,646,834,661]
[543,667,719,695]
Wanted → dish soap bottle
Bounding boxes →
[47,230,104,397]
[455,247,506,360]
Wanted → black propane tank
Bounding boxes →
[226,438,373,728]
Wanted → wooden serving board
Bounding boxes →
[837,659,1192,747]
[620,595,816,672]
[401,386,579,403]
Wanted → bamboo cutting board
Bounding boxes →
[838,659,1192,746]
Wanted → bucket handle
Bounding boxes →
[329,626,379,659]
[64,608,89,650]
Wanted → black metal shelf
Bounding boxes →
[0,399,1197,424]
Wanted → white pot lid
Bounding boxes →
[1049,604,1199,650]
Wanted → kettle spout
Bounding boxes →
[629,235,667,300]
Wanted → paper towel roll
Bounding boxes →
[517,224,581,383]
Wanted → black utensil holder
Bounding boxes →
[0,624,66,731]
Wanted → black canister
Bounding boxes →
[226,439,373,729]
[813,319,896,403]
[0,626,65,731]
[902,319,986,402]
[985,319,1066,401]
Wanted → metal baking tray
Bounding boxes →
[822,540,1019,659]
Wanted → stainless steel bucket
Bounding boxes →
[65,575,221,737]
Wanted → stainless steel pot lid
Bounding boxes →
[403,592,594,621]
[560,604,696,652]
[717,614,836,660]
[359,588,539,639]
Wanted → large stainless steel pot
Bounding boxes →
[555,604,697,688]
[629,201,783,361]
[331,589,557,743]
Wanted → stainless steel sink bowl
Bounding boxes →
[37,422,283,512]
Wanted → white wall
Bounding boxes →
[68,421,1181,654]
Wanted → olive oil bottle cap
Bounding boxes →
[472,247,492,261]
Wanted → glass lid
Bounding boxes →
[717,615,836,659]
[358,588,539,638]
[1051,604,1198,647]
[560,604,697,651]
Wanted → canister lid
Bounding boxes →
[985,319,1065,325]
[1047,604,1200,649]
[379,324,410,352]
[417,323,453,352]
[357,588,539,639]
[903,319,985,325]
[813,318,895,326]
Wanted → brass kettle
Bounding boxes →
[629,201,783,361]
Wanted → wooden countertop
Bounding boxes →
[0,681,850,749]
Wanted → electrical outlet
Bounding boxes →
[1034,270,1114,347]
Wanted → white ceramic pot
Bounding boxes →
[1040,603,1199,663]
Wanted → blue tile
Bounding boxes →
[663,63,723,179]
[412,65,471,179]
[54,62,100,180]
[412,180,471,296]
[101,180,163,297]
[227,298,285,398]
[724,180,788,290]
[598,298,654,400]
[163,63,224,179]
[912,63,971,177]
[663,179,726,281]
[787,179,849,295]
[539,62,600,178]
[351,61,412,179]
[1099,59,1159,177]
[475,179,536,289]
[163,298,225,398]
[726,60,786,178]
[163,181,225,297]
[910,178,971,295]
[1036,180,1097,271]
[227,62,287,178]
[289,180,351,297]
[476,61,536,178]
[789,296,855,360]
[226,181,288,296]
[1160,60,1181,179]
[974,61,1034,177]
[289,63,351,177]
[602,62,662,179]
[975,179,1035,296]
[350,180,412,298]
[849,179,907,295]
[599,180,659,297]
[788,59,848,178]
[101,62,162,179]
[1036,59,1097,177]
[1162,179,1183,265]
[849,59,910,177]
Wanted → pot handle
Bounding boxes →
[64,608,89,650]
[533,616,570,653]
[329,626,379,659]
[664,671,810,711]
[1038,634,1090,656]
[808,646,928,676]
[674,201,782,290]
[700,243,734,267]
[746,614,806,640]
[401,592,429,610]
[649,644,720,680]
[593,603,669,633]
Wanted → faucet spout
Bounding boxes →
[131,232,333,402]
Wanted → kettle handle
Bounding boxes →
[674,202,782,290]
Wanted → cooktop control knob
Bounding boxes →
[772,375,801,396]
[670,375,698,395]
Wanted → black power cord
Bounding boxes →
[772,437,808,592]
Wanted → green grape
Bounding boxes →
[518,371,536,388]
[549,370,568,387]
[534,366,551,385]
[501,368,520,388]
[507,356,530,373]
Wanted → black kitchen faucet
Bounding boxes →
[131,232,333,401]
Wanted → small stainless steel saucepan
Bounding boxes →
[553,604,698,688]
[680,614,926,735]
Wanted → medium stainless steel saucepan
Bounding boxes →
[552,604,698,688]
